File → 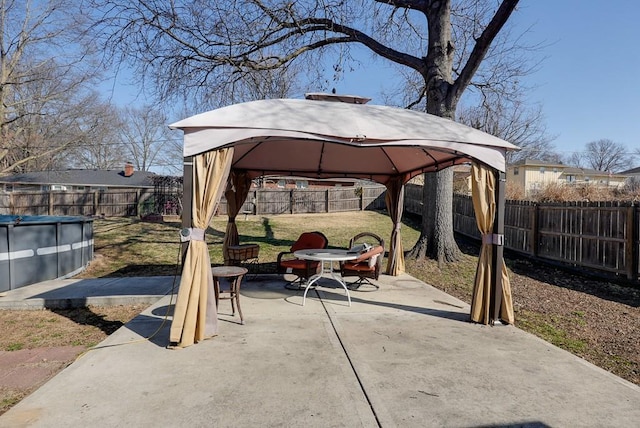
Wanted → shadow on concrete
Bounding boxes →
[469,423,551,428]
[122,313,172,348]
[339,292,470,323]
[101,265,182,277]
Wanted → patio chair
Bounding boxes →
[340,232,384,290]
[277,231,329,288]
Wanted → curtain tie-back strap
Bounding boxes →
[394,223,402,232]
[180,227,206,242]
[228,218,236,223]
[482,233,504,246]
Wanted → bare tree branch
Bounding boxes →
[450,0,519,102]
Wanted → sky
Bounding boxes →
[104,1,640,164]
[509,1,640,159]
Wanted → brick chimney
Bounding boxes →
[124,162,134,177]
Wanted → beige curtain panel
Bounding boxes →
[469,163,514,325]
[222,170,253,263]
[384,176,406,276]
[169,149,234,348]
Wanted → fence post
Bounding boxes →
[326,189,330,213]
[360,188,365,210]
[289,189,294,214]
[135,189,141,217]
[626,205,638,280]
[254,190,259,215]
[48,191,54,215]
[531,203,539,257]
[93,191,99,216]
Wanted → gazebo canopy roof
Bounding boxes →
[170,98,518,185]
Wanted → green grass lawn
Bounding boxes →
[81,210,431,278]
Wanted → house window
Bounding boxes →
[566,175,576,183]
[277,180,286,188]
[539,167,545,174]
[584,177,590,182]
[295,180,308,189]
[553,168,558,173]
[75,186,86,191]
[513,167,519,175]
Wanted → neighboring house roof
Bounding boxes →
[619,166,640,175]
[0,169,157,188]
[508,159,565,168]
[560,167,628,178]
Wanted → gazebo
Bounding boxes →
[168,95,519,348]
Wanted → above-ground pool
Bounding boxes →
[0,215,94,292]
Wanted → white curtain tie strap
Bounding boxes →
[482,233,504,246]
[179,227,206,242]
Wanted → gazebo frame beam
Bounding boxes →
[181,156,194,263]
[490,170,506,324]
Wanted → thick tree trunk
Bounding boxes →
[408,167,461,264]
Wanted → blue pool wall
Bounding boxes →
[0,215,94,292]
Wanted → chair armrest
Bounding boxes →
[277,251,294,264]
[354,246,384,263]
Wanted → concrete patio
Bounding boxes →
[1,273,639,427]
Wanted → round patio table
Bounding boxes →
[293,249,357,306]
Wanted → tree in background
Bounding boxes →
[0,0,102,174]
[458,92,557,164]
[88,0,529,263]
[570,139,636,173]
[120,105,182,174]
[64,100,125,170]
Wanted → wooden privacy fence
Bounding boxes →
[5,183,638,281]
[216,186,387,215]
[406,183,640,281]
[0,189,155,217]
[0,185,387,217]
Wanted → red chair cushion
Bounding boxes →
[342,262,374,272]
[290,232,327,252]
[280,259,319,270]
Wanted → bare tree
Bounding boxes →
[0,0,101,174]
[580,139,635,173]
[119,105,182,174]
[88,0,527,263]
[65,99,126,170]
[458,93,556,164]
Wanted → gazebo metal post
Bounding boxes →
[181,156,194,264]
[490,170,506,324]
